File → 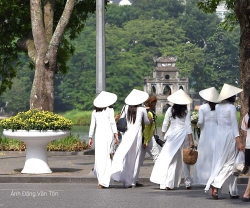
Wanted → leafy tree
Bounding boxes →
[105,4,137,27]
[3,0,240,114]
[197,0,250,122]
[180,27,240,92]
[1,78,30,113]
[62,18,202,110]
[58,17,96,110]
[204,27,240,87]
[0,0,105,112]
[0,1,30,94]
[178,0,221,48]
[0,53,33,113]
[175,42,205,87]
[133,0,185,19]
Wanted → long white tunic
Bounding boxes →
[88,107,117,187]
[205,102,239,195]
[150,107,192,189]
[193,103,217,185]
[111,106,150,187]
[241,113,250,149]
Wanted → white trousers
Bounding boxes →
[140,136,160,163]
[182,136,194,187]
[136,137,160,183]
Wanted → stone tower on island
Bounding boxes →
[143,56,189,114]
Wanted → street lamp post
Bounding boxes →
[96,0,106,94]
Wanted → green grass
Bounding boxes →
[156,114,164,127]
[54,109,243,127]
[63,109,165,127]
[63,110,92,126]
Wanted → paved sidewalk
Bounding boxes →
[0,150,248,184]
[0,150,155,183]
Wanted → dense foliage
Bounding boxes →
[0,0,241,112]
[0,0,102,94]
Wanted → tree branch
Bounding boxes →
[44,0,75,66]
[17,38,37,64]
[44,0,55,43]
[30,0,47,53]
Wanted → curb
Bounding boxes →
[0,176,247,184]
[0,175,97,183]
[0,149,95,156]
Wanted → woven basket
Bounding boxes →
[183,148,198,165]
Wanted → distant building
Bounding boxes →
[216,1,228,21]
[110,0,133,4]
[119,0,132,6]
[143,56,189,114]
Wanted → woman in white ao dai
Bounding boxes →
[88,91,118,189]
[193,87,219,185]
[111,89,150,188]
[204,84,244,199]
[150,89,194,190]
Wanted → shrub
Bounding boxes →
[0,109,73,131]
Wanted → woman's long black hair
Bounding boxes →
[208,102,216,111]
[95,107,106,112]
[95,105,113,112]
[171,104,187,119]
[127,105,140,124]
[226,95,236,103]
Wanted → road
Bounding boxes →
[0,182,249,208]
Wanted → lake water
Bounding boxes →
[71,125,90,142]
[71,126,164,142]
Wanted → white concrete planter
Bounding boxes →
[3,130,70,174]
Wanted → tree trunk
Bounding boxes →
[28,0,75,111]
[235,0,250,143]
[30,58,55,111]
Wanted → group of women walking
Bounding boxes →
[88,89,152,188]
[88,83,250,202]
[193,84,245,199]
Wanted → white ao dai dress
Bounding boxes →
[193,103,217,185]
[88,107,118,187]
[150,107,193,189]
[205,102,239,196]
[111,106,150,187]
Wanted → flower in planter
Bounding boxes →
[190,110,200,139]
[191,111,199,125]
[0,109,73,131]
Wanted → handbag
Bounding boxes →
[110,138,120,160]
[154,134,165,147]
[233,151,249,176]
[153,119,165,147]
[183,147,198,165]
[116,105,127,133]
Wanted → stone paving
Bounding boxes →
[0,150,248,184]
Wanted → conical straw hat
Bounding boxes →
[167,89,192,105]
[217,83,243,102]
[93,91,117,108]
[199,87,219,103]
[125,89,149,105]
